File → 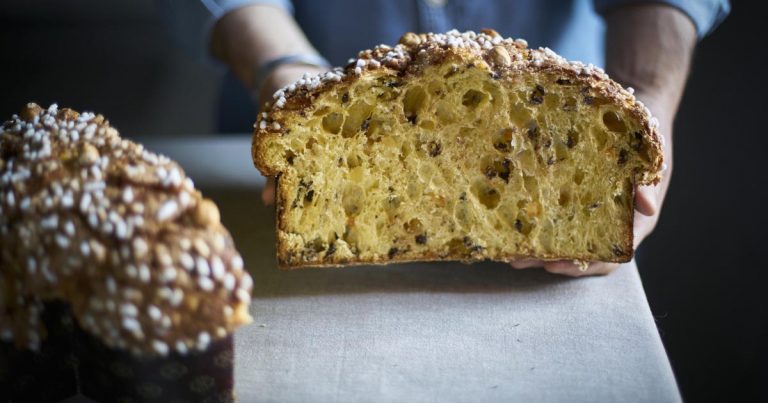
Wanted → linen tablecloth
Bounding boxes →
[141,136,681,403]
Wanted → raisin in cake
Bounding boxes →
[252,29,664,268]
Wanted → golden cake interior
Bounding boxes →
[259,59,656,267]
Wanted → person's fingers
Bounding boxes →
[261,176,276,205]
[543,260,589,277]
[543,261,619,277]
[634,184,658,217]
[542,260,581,273]
[509,259,622,277]
[508,259,543,269]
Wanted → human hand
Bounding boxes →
[257,64,328,205]
[510,94,672,276]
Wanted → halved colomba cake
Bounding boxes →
[252,29,663,268]
[0,103,252,402]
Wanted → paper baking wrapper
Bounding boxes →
[1,302,235,403]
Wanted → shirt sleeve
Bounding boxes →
[593,0,730,38]
[155,0,294,65]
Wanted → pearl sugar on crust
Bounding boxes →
[0,103,253,356]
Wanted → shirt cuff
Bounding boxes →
[594,0,730,38]
[156,0,293,67]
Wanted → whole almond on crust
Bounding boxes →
[79,143,100,165]
[481,28,500,37]
[20,103,43,121]
[194,198,221,227]
[491,45,512,66]
[399,32,422,47]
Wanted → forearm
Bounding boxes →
[605,4,697,126]
[210,4,320,91]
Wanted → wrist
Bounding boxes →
[252,54,330,93]
[256,64,329,108]
[634,91,674,128]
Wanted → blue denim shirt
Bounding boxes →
[159,0,729,68]
[156,0,729,131]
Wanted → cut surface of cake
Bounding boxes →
[252,30,663,268]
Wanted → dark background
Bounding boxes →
[1,1,765,401]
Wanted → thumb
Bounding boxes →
[261,176,276,205]
[634,185,658,217]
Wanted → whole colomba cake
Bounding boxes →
[0,103,252,401]
[253,29,664,268]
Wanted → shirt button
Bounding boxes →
[424,0,446,7]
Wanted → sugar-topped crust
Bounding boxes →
[253,29,663,184]
[0,103,252,356]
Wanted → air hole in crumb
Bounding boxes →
[404,218,423,234]
[563,97,577,112]
[305,137,317,150]
[346,153,361,169]
[473,184,501,209]
[342,102,373,138]
[426,141,442,157]
[586,201,603,212]
[462,89,486,108]
[514,215,534,235]
[523,175,538,194]
[529,85,545,105]
[387,193,402,209]
[595,129,609,149]
[526,122,540,141]
[558,188,571,206]
[446,237,474,255]
[482,156,512,183]
[617,149,628,165]
[518,149,536,172]
[403,86,428,124]
[310,237,325,253]
[482,82,502,105]
[443,65,460,78]
[435,100,455,123]
[322,112,344,134]
[629,131,644,152]
[493,127,516,151]
[602,111,626,132]
[399,142,412,161]
[326,242,337,256]
[285,151,296,165]
[510,102,531,127]
[427,80,444,95]
[342,184,364,216]
[566,130,579,148]
[313,106,331,116]
[406,182,423,199]
[574,169,585,185]
[554,142,568,161]
[419,120,436,130]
